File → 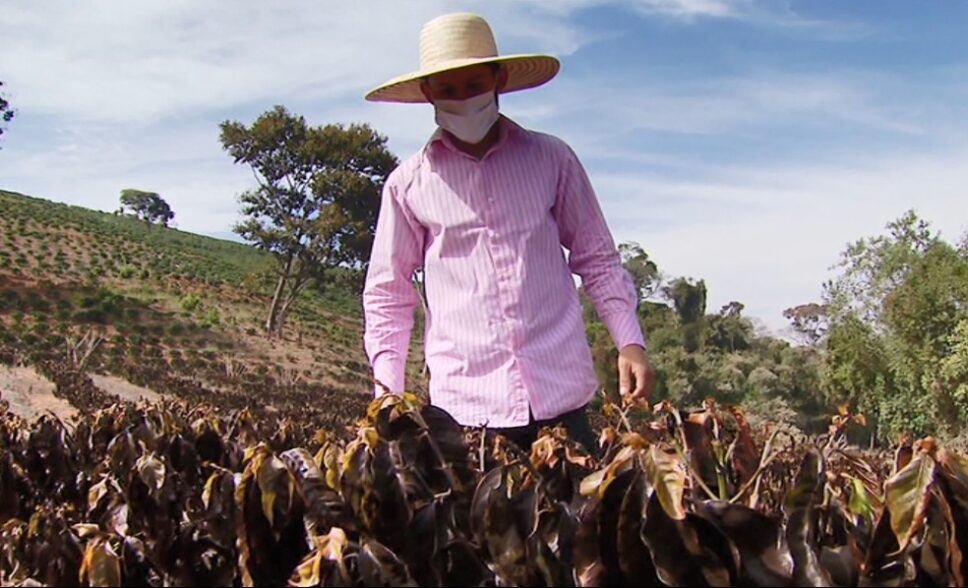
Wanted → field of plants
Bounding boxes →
[0,384,965,587]
[0,189,427,411]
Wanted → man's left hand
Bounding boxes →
[618,344,655,406]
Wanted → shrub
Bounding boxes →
[201,308,219,328]
[180,294,201,312]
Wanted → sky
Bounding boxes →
[2,0,967,337]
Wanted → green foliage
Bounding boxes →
[0,190,271,286]
[220,105,397,336]
[0,80,14,147]
[180,293,201,312]
[585,242,830,434]
[201,307,220,328]
[663,277,707,324]
[619,241,660,301]
[118,189,175,227]
[940,318,968,427]
[823,211,968,441]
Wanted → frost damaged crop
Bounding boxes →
[0,393,965,587]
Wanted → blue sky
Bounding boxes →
[2,0,966,336]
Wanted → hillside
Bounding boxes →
[0,189,422,429]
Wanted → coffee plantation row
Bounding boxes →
[0,367,965,587]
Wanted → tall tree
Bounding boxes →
[663,277,707,325]
[823,211,968,440]
[220,105,397,337]
[0,80,15,148]
[118,189,174,227]
[708,301,752,353]
[618,241,661,302]
[783,303,829,346]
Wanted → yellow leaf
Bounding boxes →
[884,452,936,551]
[135,453,166,493]
[580,445,636,499]
[645,444,686,520]
[79,538,121,588]
[87,477,112,511]
[256,452,292,527]
[288,550,323,587]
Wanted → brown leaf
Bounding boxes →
[358,538,417,587]
[79,537,121,588]
[727,406,760,489]
[616,470,659,585]
[288,527,353,587]
[693,501,794,586]
[641,492,731,586]
[883,450,936,551]
[782,449,834,587]
[644,444,686,521]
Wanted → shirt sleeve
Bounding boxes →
[552,143,647,351]
[362,176,425,396]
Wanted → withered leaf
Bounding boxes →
[641,492,731,586]
[693,500,794,587]
[359,538,418,587]
[884,449,936,551]
[79,536,121,588]
[644,444,686,521]
[782,449,833,587]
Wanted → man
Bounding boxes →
[362,13,654,452]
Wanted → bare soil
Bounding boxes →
[0,365,77,421]
[0,366,165,421]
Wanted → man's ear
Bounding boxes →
[419,79,434,103]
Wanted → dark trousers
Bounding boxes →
[488,404,598,455]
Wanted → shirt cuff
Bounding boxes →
[371,353,406,397]
[602,309,647,351]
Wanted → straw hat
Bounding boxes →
[365,13,560,103]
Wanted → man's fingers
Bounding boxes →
[632,363,655,401]
[618,360,631,396]
[632,364,647,397]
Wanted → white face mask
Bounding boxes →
[433,91,500,145]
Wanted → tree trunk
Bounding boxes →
[274,275,309,338]
[265,254,294,336]
[413,269,430,378]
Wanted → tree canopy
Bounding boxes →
[823,211,968,441]
[220,105,397,337]
[118,189,174,227]
[0,80,15,148]
[583,241,827,432]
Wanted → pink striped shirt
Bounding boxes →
[363,116,645,428]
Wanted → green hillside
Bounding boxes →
[0,189,413,429]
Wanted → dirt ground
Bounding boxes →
[0,366,163,422]
[90,373,162,404]
[0,366,77,421]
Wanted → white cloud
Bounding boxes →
[597,150,968,333]
[0,0,603,125]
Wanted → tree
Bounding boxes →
[783,302,829,346]
[220,105,397,337]
[0,80,15,148]
[619,241,661,302]
[708,301,753,353]
[663,277,707,324]
[823,211,968,440]
[118,189,175,227]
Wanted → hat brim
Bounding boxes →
[364,54,560,103]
